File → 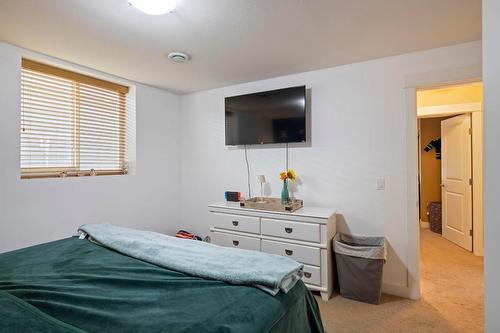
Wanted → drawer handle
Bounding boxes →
[232,240,239,246]
[285,249,293,256]
[284,227,293,234]
[304,272,312,278]
[232,221,239,226]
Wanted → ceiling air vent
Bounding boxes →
[167,52,189,63]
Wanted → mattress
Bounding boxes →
[0,237,324,333]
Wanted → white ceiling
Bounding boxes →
[0,0,481,94]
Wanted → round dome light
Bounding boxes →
[128,0,176,15]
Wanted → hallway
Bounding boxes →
[419,228,484,332]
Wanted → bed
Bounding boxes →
[0,236,324,332]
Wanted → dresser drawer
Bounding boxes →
[212,213,260,234]
[211,232,261,251]
[261,218,320,243]
[302,264,321,286]
[261,240,320,266]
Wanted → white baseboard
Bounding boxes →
[382,282,412,299]
[420,220,430,229]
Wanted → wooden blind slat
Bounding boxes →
[23,103,129,124]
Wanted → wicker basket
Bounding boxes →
[428,202,442,234]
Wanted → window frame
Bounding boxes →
[20,59,130,179]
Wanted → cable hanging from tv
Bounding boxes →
[244,144,251,198]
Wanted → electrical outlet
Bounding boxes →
[376,177,385,190]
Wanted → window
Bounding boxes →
[20,59,132,179]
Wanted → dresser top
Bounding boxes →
[208,201,336,220]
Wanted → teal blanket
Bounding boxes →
[78,224,303,295]
[0,237,324,333]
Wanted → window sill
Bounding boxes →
[21,169,127,180]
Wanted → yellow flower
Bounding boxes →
[279,169,297,181]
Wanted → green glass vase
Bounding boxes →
[281,180,290,204]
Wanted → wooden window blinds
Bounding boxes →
[20,59,131,179]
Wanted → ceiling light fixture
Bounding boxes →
[128,0,176,15]
[167,52,190,63]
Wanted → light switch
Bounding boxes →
[376,177,385,190]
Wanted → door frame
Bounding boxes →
[404,64,482,300]
[417,105,483,254]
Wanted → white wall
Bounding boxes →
[483,0,500,331]
[0,42,181,253]
[0,38,486,300]
[179,41,482,297]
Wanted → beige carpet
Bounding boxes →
[316,228,483,332]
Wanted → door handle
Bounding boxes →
[232,240,239,246]
[285,249,293,256]
[232,221,239,226]
[285,227,293,234]
[303,272,312,278]
[440,184,445,188]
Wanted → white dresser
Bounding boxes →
[208,202,336,301]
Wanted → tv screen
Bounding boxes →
[225,86,306,145]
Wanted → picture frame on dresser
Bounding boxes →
[208,202,336,301]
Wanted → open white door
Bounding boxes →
[441,114,472,251]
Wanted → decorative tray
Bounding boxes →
[239,197,303,213]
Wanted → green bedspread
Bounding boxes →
[0,237,324,333]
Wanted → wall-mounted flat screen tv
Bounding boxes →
[225,86,306,145]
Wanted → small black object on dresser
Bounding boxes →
[224,191,241,202]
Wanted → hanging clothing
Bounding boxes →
[424,138,441,160]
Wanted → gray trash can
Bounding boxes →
[334,233,387,304]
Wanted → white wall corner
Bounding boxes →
[382,283,412,299]
[483,0,500,331]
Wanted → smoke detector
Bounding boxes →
[167,52,189,63]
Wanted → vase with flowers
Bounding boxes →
[279,169,297,204]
